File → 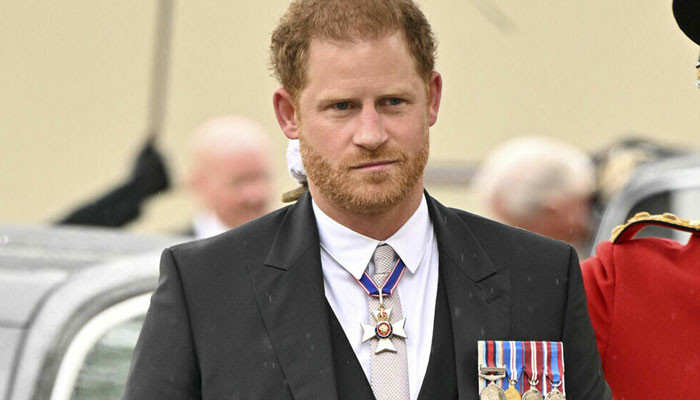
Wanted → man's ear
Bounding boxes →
[427,71,443,127]
[273,88,300,139]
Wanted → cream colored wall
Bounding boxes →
[2,0,698,233]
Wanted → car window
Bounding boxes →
[69,315,144,400]
[50,294,150,400]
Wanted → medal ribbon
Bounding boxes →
[486,340,497,369]
[496,341,505,389]
[356,258,406,297]
[478,341,487,391]
[479,341,501,391]
[547,341,565,395]
[522,341,534,389]
[484,341,507,389]
[541,341,548,393]
[504,340,523,393]
[522,341,544,391]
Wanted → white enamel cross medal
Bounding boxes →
[360,294,407,354]
[355,256,408,354]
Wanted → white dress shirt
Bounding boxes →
[313,195,439,400]
[191,211,230,239]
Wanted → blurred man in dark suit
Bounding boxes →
[473,136,596,256]
[186,115,273,238]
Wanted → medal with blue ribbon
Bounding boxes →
[358,258,408,354]
[544,342,566,400]
[504,341,523,399]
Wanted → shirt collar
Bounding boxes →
[192,211,230,239]
[313,194,433,279]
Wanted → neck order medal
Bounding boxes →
[357,258,408,354]
[361,303,407,353]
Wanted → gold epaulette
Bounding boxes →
[610,212,700,243]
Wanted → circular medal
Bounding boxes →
[480,383,507,400]
[375,321,393,338]
[505,385,522,400]
[522,388,545,400]
[545,388,565,400]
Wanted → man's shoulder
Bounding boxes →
[445,205,571,253]
[586,211,700,270]
[433,202,575,279]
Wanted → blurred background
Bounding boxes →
[2,0,698,233]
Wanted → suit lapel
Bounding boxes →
[426,194,511,399]
[246,193,338,400]
[246,192,511,399]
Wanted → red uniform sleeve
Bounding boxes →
[580,241,617,366]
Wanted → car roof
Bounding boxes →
[0,224,180,328]
[1,225,187,400]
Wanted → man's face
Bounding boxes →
[294,31,441,215]
[200,149,272,228]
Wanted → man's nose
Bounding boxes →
[352,106,388,151]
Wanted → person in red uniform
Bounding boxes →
[582,212,700,399]
[581,4,700,398]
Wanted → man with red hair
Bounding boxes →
[124,1,610,399]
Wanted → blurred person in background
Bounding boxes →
[57,115,273,238]
[186,115,274,239]
[472,136,596,255]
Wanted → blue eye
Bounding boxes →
[387,98,402,105]
[334,102,350,110]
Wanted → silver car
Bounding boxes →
[0,225,181,400]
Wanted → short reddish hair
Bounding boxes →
[270,0,437,100]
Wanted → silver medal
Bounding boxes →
[522,388,545,400]
[479,366,508,400]
[480,382,507,400]
[545,387,565,400]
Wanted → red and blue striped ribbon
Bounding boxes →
[357,258,406,297]
[548,341,565,395]
[485,341,506,388]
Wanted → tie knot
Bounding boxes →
[373,244,397,282]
